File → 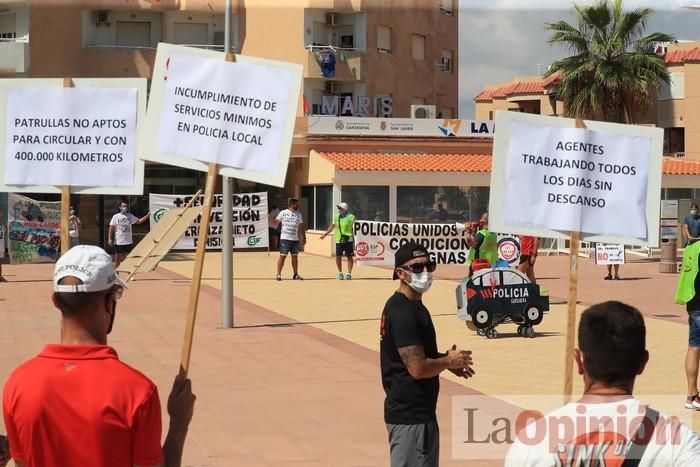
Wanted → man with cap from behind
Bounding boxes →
[320,201,356,280]
[380,241,475,467]
[2,245,196,467]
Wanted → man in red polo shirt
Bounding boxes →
[2,245,195,467]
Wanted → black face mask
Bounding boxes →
[106,296,117,335]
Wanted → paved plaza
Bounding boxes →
[0,250,694,466]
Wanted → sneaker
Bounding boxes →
[614,275,621,280]
[604,275,612,280]
[338,272,344,280]
[685,395,700,409]
[293,274,303,280]
[346,273,352,280]
[275,274,281,281]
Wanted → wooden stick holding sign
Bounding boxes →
[562,118,585,403]
[179,52,236,377]
[59,78,74,257]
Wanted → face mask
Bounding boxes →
[69,210,75,216]
[692,210,698,216]
[120,207,128,214]
[405,271,433,294]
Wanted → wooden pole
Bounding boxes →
[180,164,218,377]
[124,189,203,282]
[563,117,586,403]
[60,78,74,257]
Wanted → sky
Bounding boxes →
[458,1,700,118]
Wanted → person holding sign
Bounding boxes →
[506,301,700,465]
[465,213,498,276]
[683,204,700,247]
[675,240,700,410]
[68,206,81,248]
[2,246,196,467]
[273,198,306,281]
[320,202,356,280]
[108,200,150,268]
[381,242,475,467]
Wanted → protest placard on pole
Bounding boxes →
[594,243,625,265]
[142,43,302,376]
[7,194,61,264]
[489,110,663,402]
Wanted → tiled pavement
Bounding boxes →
[0,250,694,466]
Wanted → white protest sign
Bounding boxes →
[149,192,269,250]
[5,87,136,187]
[354,220,470,266]
[143,43,303,187]
[490,111,663,247]
[0,78,147,195]
[594,243,625,265]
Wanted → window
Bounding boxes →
[659,72,685,100]
[440,0,454,16]
[0,13,16,39]
[397,186,489,223]
[300,185,332,230]
[173,22,208,45]
[441,49,454,73]
[116,21,151,47]
[341,186,389,221]
[377,26,391,53]
[412,34,425,60]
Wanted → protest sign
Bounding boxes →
[4,87,136,187]
[594,243,625,265]
[0,78,146,195]
[149,192,269,249]
[7,193,60,264]
[142,43,303,187]
[490,111,663,247]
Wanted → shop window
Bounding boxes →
[341,186,389,221]
[300,185,332,230]
[397,186,489,223]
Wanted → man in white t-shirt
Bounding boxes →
[506,301,700,466]
[108,200,149,268]
[272,198,305,281]
[68,206,82,248]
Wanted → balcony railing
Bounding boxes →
[665,152,686,158]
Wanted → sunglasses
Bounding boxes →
[400,262,437,274]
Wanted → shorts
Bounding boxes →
[386,422,439,467]
[279,239,299,256]
[689,311,700,347]
[519,254,532,265]
[269,227,280,238]
[336,241,355,258]
[114,243,133,255]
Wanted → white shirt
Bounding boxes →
[68,215,81,238]
[109,212,139,245]
[276,209,303,241]
[505,399,700,467]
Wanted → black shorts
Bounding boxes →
[519,255,532,265]
[269,227,280,238]
[336,241,354,257]
[114,243,133,255]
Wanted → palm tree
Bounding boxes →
[545,0,674,123]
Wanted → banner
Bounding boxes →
[7,193,61,264]
[595,243,625,265]
[306,116,494,138]
[489,111,663,247]
[149,192,268,250]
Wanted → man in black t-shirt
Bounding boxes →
[380,242,475,467]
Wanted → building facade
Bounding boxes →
[0,0,458,247]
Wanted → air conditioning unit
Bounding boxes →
[410,105,436,119]
[326,12,338,26]
[441,57,453,72]
[325,81,341,94]
[94,10,112,27]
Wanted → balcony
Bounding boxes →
[305,48,364,81]
[0,39,28,73]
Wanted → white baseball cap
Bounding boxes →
[54,245,128,293]
[337,202,349,211]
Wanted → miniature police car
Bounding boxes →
[455,266,549,339]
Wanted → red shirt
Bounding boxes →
[3,344,163,467]
[520,236,536,255]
